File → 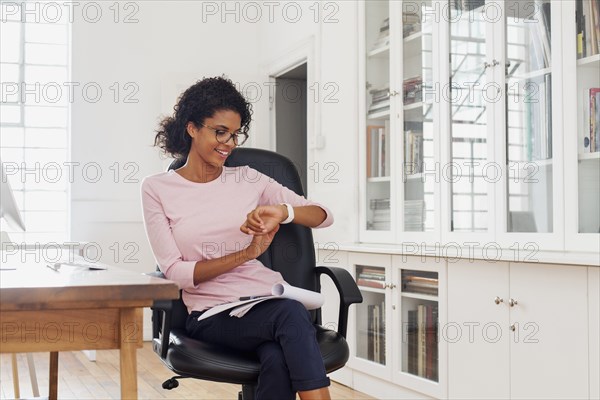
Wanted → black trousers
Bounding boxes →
[186,298,330,400]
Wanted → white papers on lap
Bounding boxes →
[197,283,324,321]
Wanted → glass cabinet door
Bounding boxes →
[504,0,554,233]
[365,1,392,232]
[400,269,439,382]
[448,0,490,233]
[402,1,435,232]
[355,265,387,366]
[575,0,600,234]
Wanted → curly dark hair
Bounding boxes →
[154,76,252,159]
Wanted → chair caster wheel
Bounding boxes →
[162,378,179,390]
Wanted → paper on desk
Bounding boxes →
[198,283,324,321]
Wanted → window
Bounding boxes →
[1,2,71,243]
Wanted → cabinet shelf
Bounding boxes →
[405,172,424,180]
[367,176,391,183]
[403,101,425,111]
[358,286,386,294]
[577,53,600,67]
[578,152,600,161]
[401,292,438,302]
[404,31,423,43]
[367,109,390,119]
[368,44,390,58]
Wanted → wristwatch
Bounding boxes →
[280,203,294,224]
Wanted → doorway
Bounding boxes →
[274,63,308,194]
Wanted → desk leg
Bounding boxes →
[11,353,20,399]
[119,308,138,399]
[49,352,58,400]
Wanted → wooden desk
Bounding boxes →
[0,263,179,399]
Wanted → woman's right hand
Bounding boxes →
[245,224,280,259]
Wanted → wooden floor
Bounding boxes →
[0,344,373,399]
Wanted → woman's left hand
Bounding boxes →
[240,205,287,235]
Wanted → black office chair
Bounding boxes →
[150,148,363,400]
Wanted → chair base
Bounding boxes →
[162,376,186,390]
[162,376,256,400]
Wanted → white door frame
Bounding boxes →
[262,36,318,153]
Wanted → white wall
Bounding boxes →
[71,0,360,336]
[70,1,265,338]
[256,1,359,247]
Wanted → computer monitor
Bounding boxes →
[0,161,26,232]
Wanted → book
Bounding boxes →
[368,305,375,361]
[366,125,383,177]
[425,305,438,381]
[590,88,600,152]
[403,76,423,105]
[379,300,386,364]
[425,305,436,380]
[417,304,426,377]
[197,283,324,321]
[357,278,386,289]
[371,17,390,51]
[373,304,380,363]
[577,0,585,58]
[402,11,421,38]
[407,309,418,374]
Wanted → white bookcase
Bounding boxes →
[338,251,448,399]
[341,0,600,398]
[317,247,597,400]
[358,0,600,251]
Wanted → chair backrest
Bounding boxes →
[168,148,319,298]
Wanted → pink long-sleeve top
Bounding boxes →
[141,165,333,314]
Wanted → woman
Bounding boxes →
[141,76,333,400]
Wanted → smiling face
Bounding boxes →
[185,109,241,180]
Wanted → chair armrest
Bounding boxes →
[316,266,363,338]
[146,270,172,359]
[151,299,173,359]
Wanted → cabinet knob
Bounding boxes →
[387,90,399,97]
[494,296,504,305]
[384,283,396,289]
[510,324,516,332]
[509,298,518,307]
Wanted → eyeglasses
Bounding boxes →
[200,123,249,146]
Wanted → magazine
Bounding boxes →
[197,283,324,321]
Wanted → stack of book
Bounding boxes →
[527,1,551,70]
[402,272,438,296]
[367,301,386,364]
[404,130,423,174]
[366,123,391,177]
[526,73,552,161]
[406,304,438,381]
[357,267,386,289]
[371,17,390,51]
[587,87,600,152]
[404,200,426,232]
[576,0,600,59]
[403,77,423,105]
[368,87,390,116]
[403,11,421,38]
[369,198,390,231]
